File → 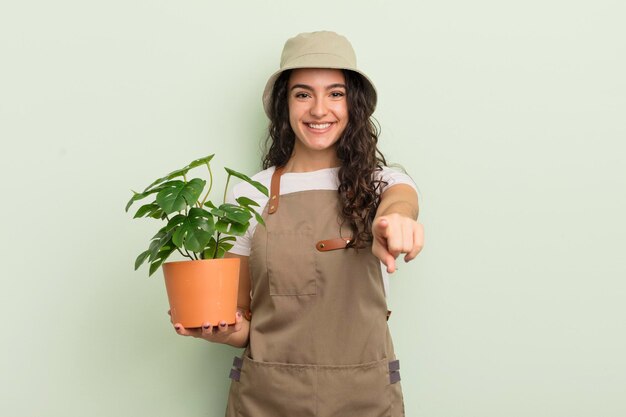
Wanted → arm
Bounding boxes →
[173,252,252,348]
[371,184,424,273]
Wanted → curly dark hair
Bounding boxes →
[262,69,388,248]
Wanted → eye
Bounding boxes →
[330,91,345,98]
[294,92,311,99]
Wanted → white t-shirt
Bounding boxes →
[227,165,417,295]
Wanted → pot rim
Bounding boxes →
[163,257,240,267]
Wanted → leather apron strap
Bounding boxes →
[268,166,284,215]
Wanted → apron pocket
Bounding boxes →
[266,227,317,296]
[237,355,316,417]
[316,358,392,417]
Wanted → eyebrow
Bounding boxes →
[290,83,347,91]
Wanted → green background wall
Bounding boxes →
[1,1,624,416]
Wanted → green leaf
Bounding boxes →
[133,203,164,219]
[236,202,264,227]
[215,219,230,234]
[203,239,233,259]
[233,193,264,227]
[219,203,252,224]
[253,210,265,227]
[125,185,165,212]
[156,178,206,214]
[205,205,226,218]
[144,154,215,192]
[229,222,247,236]
[215,219,247,236]
[217,241,234,252]
[150,227,168,240]
[168,208,215,253]
[202,237,217,259]
[236,196,260,208]
[134,250,151,270]
[148,227,173,262]
[184,154,215,170]
[213,246,227,258]
[233,222,247,235]
[148,243,176,276]
[225,167,269,197]
[126,192,144,213]
[165,214,185,232]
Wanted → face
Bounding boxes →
[288,68,349,157]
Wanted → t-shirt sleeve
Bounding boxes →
[378,166,418,195]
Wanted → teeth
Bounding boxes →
[308,123,331,129]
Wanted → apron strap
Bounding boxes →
[268,166,285,215]
[316,237,351,251]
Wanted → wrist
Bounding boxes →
[378,202,417,220]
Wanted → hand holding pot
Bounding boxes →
[170,309,250,348]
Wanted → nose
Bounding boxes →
[310,97,328,118]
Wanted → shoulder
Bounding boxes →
[376,165,418,193]
[235,166,340,197]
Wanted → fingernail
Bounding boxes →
[202,324,210,329]
[174,325,181,331]
[236,311,241,318]
[219,321,226,327]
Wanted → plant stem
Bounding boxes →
[200,163,213,207]
[223,174,231,205]
[213,232,221,259]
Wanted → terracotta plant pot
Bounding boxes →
[162,258,240,328]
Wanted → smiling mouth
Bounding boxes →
[306,122,333,130]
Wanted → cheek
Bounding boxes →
[288,100,303,122]
[337,107,349,128]
[288,112,299,133]
[287,102,296,130]
[334,103,349,121]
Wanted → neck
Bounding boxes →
[283,146,340,173]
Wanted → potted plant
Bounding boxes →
[125,154,268,328]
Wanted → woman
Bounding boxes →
[174,31,424,417]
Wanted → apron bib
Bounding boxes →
[225,168,405,417]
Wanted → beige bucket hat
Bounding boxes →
[262,30,377,117]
